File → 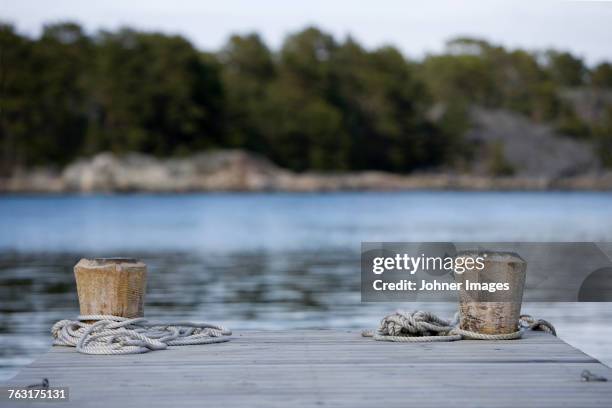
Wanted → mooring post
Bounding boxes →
[455,251,527,334]
[74,258,147,318]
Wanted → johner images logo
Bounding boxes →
[361,242,612,302]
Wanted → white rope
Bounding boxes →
[362,310,462,342]
[51,315,231,354]
[362,310,556,342]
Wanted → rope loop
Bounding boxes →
[519,314,557,336]
[52,315,231,355]
[362,310,556,342]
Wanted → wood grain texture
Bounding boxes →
[74,258,147,318]
[456,251,526,334]
[3,330,611,407]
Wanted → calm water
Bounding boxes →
[1,192,612,381]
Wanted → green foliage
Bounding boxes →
[219,34,275,150]
[488,141,515,176]
[1,23,31,174]
[85,29,224,155]
[593,107,612,167]
[435,102,473,166]
[591,63,612,88]
[1,23,611,173]
[545,51,586,87]
[262,84,347,171]
[421,53,496,106]
[555,104,591,139]
[1,23,91,170]
[219,28,452,172]
[419,38,568,123]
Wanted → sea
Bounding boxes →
[1,191,612,380]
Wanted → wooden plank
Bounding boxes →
[3,330,611,408]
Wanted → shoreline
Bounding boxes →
[2,151,612,193]
[3,175,612,193]
[4,174,612,193]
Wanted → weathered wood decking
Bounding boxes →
[4,330,612,407]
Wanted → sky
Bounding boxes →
[2,0,612,65]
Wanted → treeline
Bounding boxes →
[1,22,611,174]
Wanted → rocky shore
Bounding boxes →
[2,150,612,193]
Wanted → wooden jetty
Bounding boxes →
[4,329,612,407]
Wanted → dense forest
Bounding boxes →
[1,22,611,175]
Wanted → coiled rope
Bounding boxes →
[362,310,556,342]
[52,315,231,354]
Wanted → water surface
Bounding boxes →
[1,192,611,381]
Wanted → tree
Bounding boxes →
[0,23,91,169]
[85,29,224,155]
[545,51,586,87]
[262,28,348,170]
[0,23,31,173]
[260,83,348,171]
[218,34,275,150]
[30,23,91,164]
[2,24,610,174]
[421,53,496,106]
[488,141,515,176]
[593,107,612,167]
[591,63,612,88]
[338,45,439,171]
[279,27,337,95]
